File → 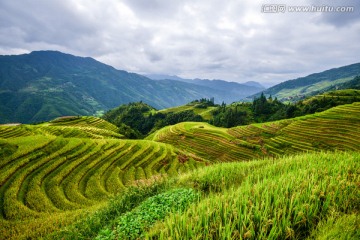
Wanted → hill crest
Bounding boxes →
[250,63,360,101]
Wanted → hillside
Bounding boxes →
[148,103,360,161]
[0,103,359,239]
[0,116,124,139]
[249,63,360,101]
[0,117,206,239]
[302,89,360,104]
[0,51,262,124]
[102,90,360,138]
[325,75,360,91]
[102,102,206,138]
[161,78,265,103]
[158,99,217,120]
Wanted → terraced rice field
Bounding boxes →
[232,103,360,157]
[149,103,360,160]
[147,122,261,162]
[1,103,359,239]
[0,117,205,239]
[0,116,124,139]
[158,104,217,120]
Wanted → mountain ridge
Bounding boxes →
[250,62,360,101]
[145,74,266,91]
[0,51,262,123]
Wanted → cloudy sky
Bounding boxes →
[0,0,359,86]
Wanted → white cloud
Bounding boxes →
[0,0,359,84]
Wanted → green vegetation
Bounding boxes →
[148,103,360,161]
[103,102,205,138]
[329,75,360,90]
[102,90,360,137]
[96,188,199,240]
[0,116,124,139]
[158,98,217,120]
[0,117,205,239]
[0,99,359,239]
[39,151,360,239]
[147,122,259,162]
[211,89,360,127]
[147,151,359,239]
[209,101,252,127]
[49,182,169,239]
[254,63,360,101]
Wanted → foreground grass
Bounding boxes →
[308,213,359,239]
[47,182,169,239]
[48,151,359,239]
[146,151,359,239]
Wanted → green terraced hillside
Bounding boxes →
[1,103,360,239]
[302,89,360,104]
[147,122,261,162]
[158,103,217,120]
[0,116,124,139]
[0,118,206,239]
[148,102,360,161]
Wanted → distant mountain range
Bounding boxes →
[1,50,358,124]
[145,74,266,89]
[249,63,360,101]
[0,51,263,123]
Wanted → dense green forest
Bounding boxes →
[102,101,204,138]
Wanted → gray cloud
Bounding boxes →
[310,0,360,27]
[0,0,359,85]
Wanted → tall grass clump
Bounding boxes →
[308,213,359,239]
[146,151,359,239]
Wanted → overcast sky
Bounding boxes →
[0,0,359,86]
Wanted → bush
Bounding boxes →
[96,188,199,240]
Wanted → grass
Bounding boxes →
[308,213,359,239]
[146,151,360,239]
